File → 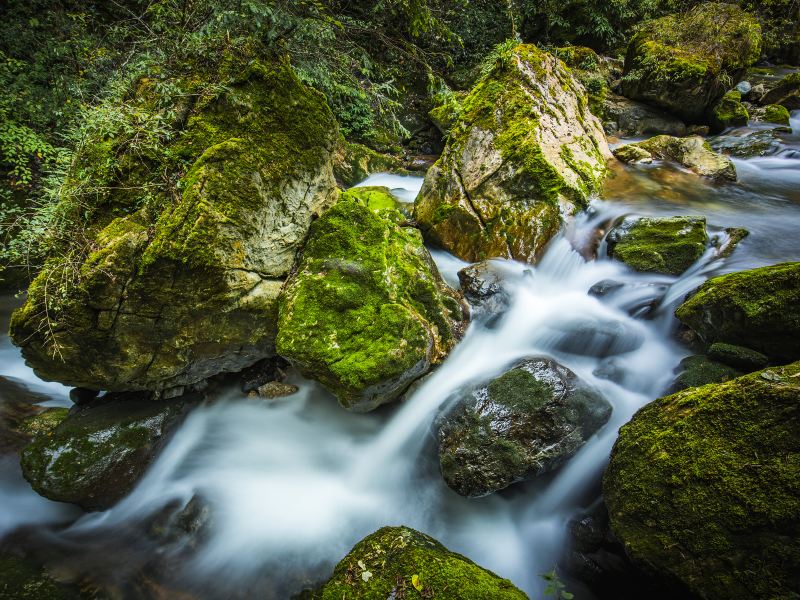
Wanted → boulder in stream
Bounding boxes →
[437,357,611,497]
[621,3,761,123]
[760,72,800,110]
[604,361,800,599]
[751,103,791,125]
[9,53,338,394]
[307,526,527,599]
[675,261,800,362]
[601,93,687,137]
[613,136,736,180]
[709,90,749,133]
[414,43,611,264]
[20,394,193,511]
[606,216,708,276]
[277,187,468,412]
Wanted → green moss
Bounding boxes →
[339,187,401,214]
[276,198,466,411]
[672,355,741,392]
[710,90,749,132]
[707,343,769,372]
[607,216,708,275]
[676,262,800,362]
[604,362,800,599]
[18,408,69,437]
[311,526,527,599]
[486,368,552,411]
[333,140,403,187]
[0,554,84,600]
[762,103,791,125]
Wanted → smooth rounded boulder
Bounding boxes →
[414,43,611,264]
[9,55,338,394]
[614,135,736,180]
[277,188,468,412]
[604,362,800,599]
[621,3,761,123]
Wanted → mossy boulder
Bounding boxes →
[20,395,192,510]
[669,355,741,392]
[606,216,708,276]
[9,56,338,393]
[675,261,800,362]
[760,72,800,110]
[0,553,85,600]
[707,342,769,372]
[709,90,749,133]
[751,103,791,125]
[604,362,800,599]
[437,357,611,497]
[621,3,761,123]
[309,526,527,599]
[615,135,736,180]
[414,43,611,264]
[276,188,468,412]
[332,139,404,187]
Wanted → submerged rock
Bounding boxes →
[709,90,749,132]
[614,136,736,180]
[20,394,192,510]
[621,3,761,122]
[10,55,338,393]
[277,188,468,412]
[437,357,611,497]
[414,43,611,264]
[606,216,708,276]
[760,72,800,110]
[675,261,800,362]
[307,526,526,599]
[604,362,800,599]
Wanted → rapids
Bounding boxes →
[1,112,799,598]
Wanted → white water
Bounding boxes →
[1,113,799,597]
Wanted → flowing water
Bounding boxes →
[1,113,799,598]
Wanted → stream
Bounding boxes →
[1,112,799,598]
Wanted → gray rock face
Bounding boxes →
[602,93,687,137]
[414,43,611,264]
[437,357,612,497]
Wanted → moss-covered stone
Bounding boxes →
[709,90,749,132]
[604,362,800,599]
[760,72,800,110]
[309,526,527,599]
[675,261,800,362]
[415,44,611,264]
[756,103,791,125]
[20,394,191,510]
[276,189,468,412]
[670,355,742,392]
[623,135,737,180]
[612,145,653,164]
[606,216,708,276]
[332,139,404,188]
[9,54,338,392]
[437,357,611,497]
[708,342,769,372]
[621,3,761,123]
[0,553,85,600]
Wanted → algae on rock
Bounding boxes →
[309,526,527,599]
[414,43,611,264]
[277,188,468,412]
[604,362,800,599]
[9,55,339,393]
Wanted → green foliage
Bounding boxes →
[542,569,575,600]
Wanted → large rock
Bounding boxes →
[276,188,468,412]
[709,90,749,133]
[614,135,736,181]
[414,43,611,264]
[10,57,338,393]
[0,553,86,599]
[606,216,708,276]
[437,357,611,497]
[20,394,191,510]
[601,92,687,137]
[621,3,761,123]
[604,362,800,599]
[761,72,800,110]
[675,262,800,362]
[307,526,527,599]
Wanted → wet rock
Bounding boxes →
[676,261,800,362]
[709,90,749,133]
[621,3,761,122]
[547,317,645,357]
[761,72,800,110]
[332,140,403,188]
[669,355,741,392]
[708,128,784,158]
[735,80,752,95]
[307,526,526,599]
[0,552,86,599]
[414,43,611,264]
[277,187,468,412]
[9,54,339,394]
[240,356,290,394]
[612,145,652,164]
[20,393,194,511]
[708,342,769,372]
[606,216,708,276]
[711,227,749,259]
[588,279,625,298]
[601,93,687,137]
[437,357,611,497]
[457,261,514,322]
[604,362,800,599]
[68,388,99,406]
[751,103,791,125]
[615,135,736,180]
[255,381,299,399]
[0,377,54,454]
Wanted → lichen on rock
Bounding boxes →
[414,43,611,264]
[276,187,468,412]
[604,361,800,599]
